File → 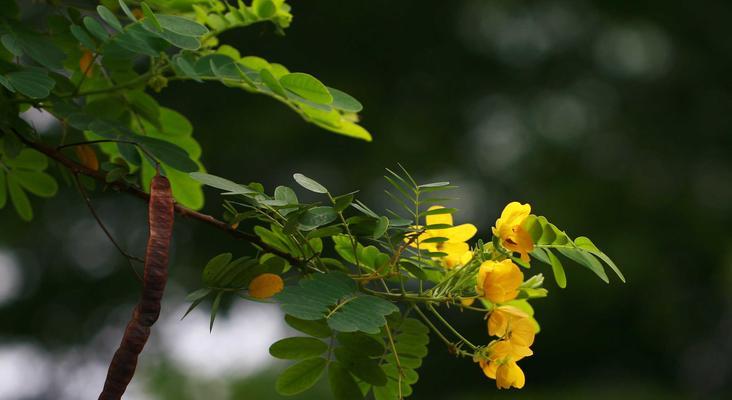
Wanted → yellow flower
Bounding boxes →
[248,273,284,299]
[492,202,534,262]
[488,339,533,361]
[475,338,531,389]
[476,259,524,304]
[410,205,477,269]
[488,306,536,347]
[478,358,527,389]
[495,360,526,389]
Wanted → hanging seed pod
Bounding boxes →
[99,174,174,400]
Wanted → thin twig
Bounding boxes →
[71,172,144,282]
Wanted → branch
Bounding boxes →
[15,133,302,265]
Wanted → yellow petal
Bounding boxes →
[489,340,532,362]
[481,360,498,379]
[481,260,524,304]
[494,202,531,241]
[438,242,470,269]
[248,273,284,299]
[425,205,453,227]
[488,306,531,338]
[442,223,477,242]
[496,360,526,389]
[460,250,473,266]
[438,241,469,255]
[508,317,536,347]
[513,364,526,388]
[503,226,534,262]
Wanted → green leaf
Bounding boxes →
[280,73,333,105]
[418,181,451,188]
[70,25,96,50]
[12,171,57,198]
[182,288,211,319]
[155,29,200,50]
[373,216,389,239]
[202,253,232,286]
[7,70,55,99]
[141,3,162,31]
[190,172,252,194]
[275,272,356,320]
[419,207,456,218]
[523,215,542,243]
[574,236,625,282]
[3,31,65,70]
[299,206,337,230]
[0,34,21,56]
[260,68,288,97]
[186,287,212,302]
[275,273,398,334]
[333,193,354,213]
[110,24,160,56]
[284,315,331,338]
[0,75,13,92]
[209,291,223,332]
[269,337,328,360]
[328,87,363,112]
[329,361,364,400]
[334,348,387,386]
[336,332,384,357]
[7,175,31,221]
[275,357,327,396]
[97,5,123,32]
[175,56,202,82]
[275,185,298,205]
[4,149,47,170]
[395,341,427,358]
[255,225,295,255]
[545,249,567,288]
[202,254,258,289]
[83,16,110,42]
[253,0,277,18]
[156,15,208,36]
[136,136,199,172]
[293,173,328,194]
[557,247,609,283]
[118,0,136,20]
[327,296,399,334]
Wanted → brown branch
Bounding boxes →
[15,133,301,265]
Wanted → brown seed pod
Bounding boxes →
[99,174,174,400]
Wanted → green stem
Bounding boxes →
[410,305,454,350]
[426,303,477,350]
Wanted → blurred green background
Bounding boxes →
[2,0,732,399]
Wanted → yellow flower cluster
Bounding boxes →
[410,205,477,269]
[477,305,536,389]
[474,202,537,389]
[410,202,540,389]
